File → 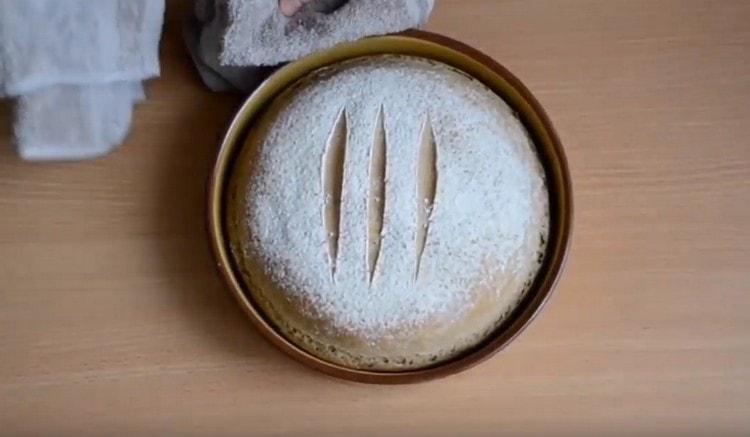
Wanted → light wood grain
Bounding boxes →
[1,0,749,434]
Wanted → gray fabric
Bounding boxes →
[221,0,434,66]
[183,2,274,93]
[185,0,433,93]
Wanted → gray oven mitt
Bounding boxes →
[184,0,434,93]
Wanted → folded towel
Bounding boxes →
[0,0,165,161]
[223,0,433,66]
[14,82,144,161]
[185,0,434,92]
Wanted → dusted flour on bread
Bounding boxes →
[227,55,549,370]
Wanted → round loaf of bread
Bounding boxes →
[226,55,549,371]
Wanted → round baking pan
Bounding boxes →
[207,30,573,383]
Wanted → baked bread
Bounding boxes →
[226,55,549,371]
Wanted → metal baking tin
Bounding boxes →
[207,30,573,384]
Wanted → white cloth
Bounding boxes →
[0,0,165,161]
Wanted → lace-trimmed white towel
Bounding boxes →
[0,0,165,161]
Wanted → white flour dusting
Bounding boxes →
[238,55,549,340]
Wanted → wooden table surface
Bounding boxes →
[1,0,749,434]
